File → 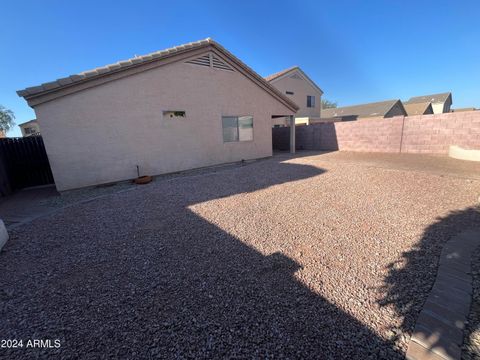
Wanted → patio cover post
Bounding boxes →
[289,115,295,154]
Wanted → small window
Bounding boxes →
[286,91,294,95]
[307,96,315,108]
[222,116,253,142]
[24,127,38,135]
[163,110,186,119]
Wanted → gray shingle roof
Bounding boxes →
[405,92,451,104]
[18,119,38,127]
[403,102,433,116]
[17,38,299,111]
[321,99,403,118]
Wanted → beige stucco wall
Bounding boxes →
[294,117,310,125]
[34,53,294,191]
[269,72,322,118]
[272,117,289,127]
[432,101,451,114]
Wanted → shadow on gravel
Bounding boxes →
[1,159,401,359]
[379,206,480,352]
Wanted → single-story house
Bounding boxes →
[403,102,434,116]
[265,66,323,126]
[320,99,407,121]
[17,38,299,191]
[405,92,452,114]
[18,119,41,137]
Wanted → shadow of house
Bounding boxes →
[379,206,480,354]
[272,124,339,152]
[1,158,401,358]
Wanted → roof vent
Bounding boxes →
[212,55,233,71]
[185,54,210,67]
[290,73,302,80]
[186,53,234,71]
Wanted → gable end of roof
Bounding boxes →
[17,39,299,112]
[265,66,323,95]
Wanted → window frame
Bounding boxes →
[307,95,316,108]
[221,115,254,143]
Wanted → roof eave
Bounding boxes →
[18,39,298,112]
[267,67,323,95]
[17,40,213,104]
[208,41,298,112]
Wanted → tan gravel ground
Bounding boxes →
[1,151,479,359]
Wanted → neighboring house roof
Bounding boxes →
[451,107,477,112]
[264,66,299,82]
[18,119,38,127]
[17,38,299,112]
[403,102,433,116]
[264,66,324,95]
[321,99,405,118]
[406,92,452,104]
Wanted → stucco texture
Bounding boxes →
[34,52,294,191]
[269,73,322,119]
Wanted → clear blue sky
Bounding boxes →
[2,0,479,137]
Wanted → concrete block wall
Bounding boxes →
[401,112,480,153]
[272,111,480,154]
[332,117,404,153]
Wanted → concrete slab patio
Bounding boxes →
[0,151,479,359]
[0,185,59,228]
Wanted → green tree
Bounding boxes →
[0,105,15,133]
[321,99,337,109]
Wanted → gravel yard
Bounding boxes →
[463,247,480,359]
[1,151,479,359]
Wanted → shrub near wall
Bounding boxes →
[271,111,480,154]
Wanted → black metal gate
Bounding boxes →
[0,136,54,196]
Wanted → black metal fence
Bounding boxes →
[0,136,54,196]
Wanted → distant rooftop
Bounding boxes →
[321,99,402,118]
[403,102,433,116]
[451,107,477,112]
[405,92,451,104]
[264,66,299,82]
[264,66,323,95]
[18,119,38,127]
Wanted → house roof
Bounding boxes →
[321,99,403,118]
[265,66,324,95]
[451,107,477,112]
[18,119,38,127]
[406,92,451,104]
[403,102,433,116]
[17,38,299,112]
[264,66,299,82]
